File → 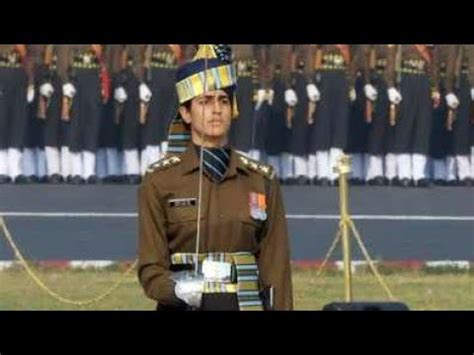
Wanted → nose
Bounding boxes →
[212,98,222,114]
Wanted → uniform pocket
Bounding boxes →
[167,206,206,223]
[240,217,264,247]
[241,218,261,229]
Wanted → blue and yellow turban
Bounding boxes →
[167,44,239,154]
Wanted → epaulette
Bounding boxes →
[146,155,181,173]
[238,155,275,180]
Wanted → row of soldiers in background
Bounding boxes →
[236,44,474,187]
[0,45,473,186]
[0,44,192,184]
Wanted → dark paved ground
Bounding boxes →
[0,184,472,261]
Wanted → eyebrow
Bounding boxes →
[198,93,230,100]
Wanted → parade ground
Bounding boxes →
[0,184,473,310]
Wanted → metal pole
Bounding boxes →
[336,154,353,302]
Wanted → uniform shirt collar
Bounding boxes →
[179,143,246,180]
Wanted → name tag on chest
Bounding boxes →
[168,198,198,208]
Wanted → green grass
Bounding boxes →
[293,267,474,310]
[0,267,472,310]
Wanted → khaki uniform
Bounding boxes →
[138,143,293,310]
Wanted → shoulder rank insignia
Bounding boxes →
[146,155,181,173]
[239,155,275,180]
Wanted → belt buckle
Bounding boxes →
[202,259,232,282]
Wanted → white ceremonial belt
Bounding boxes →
[202,259,232,282]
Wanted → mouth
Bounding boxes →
[207,119,224,125]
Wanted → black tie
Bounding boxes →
[201,147,230,183]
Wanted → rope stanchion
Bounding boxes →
[0,216,137,307]
[316,154,397,302]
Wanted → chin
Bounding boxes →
[204,132,226,140]
[204,128,227,137]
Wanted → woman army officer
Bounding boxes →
[137,45,293,311]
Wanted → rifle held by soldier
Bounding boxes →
[307,47,322,124]
[365,47,376,124]
[37,45,54,120]
[114,47,128,125]
[447,46,463,131]
[390,45,402,127]
[140,45,152,125]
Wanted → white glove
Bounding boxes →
[445,93,460,110]
[255,89,266,109]
[173,272,204,308]
[388,87,402,105]
[470,87,474,101]
[306,84,321,102]
[27,85,35,103]
[114,87,128,103]
[62,83,76,98]
[139,83,152,102]
[349,87,356,102]
[364,84,378,101]
[266,89,274,105]
[40,83,54,98]
[285,89,298,107]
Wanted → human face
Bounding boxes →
[179,90,232,148]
